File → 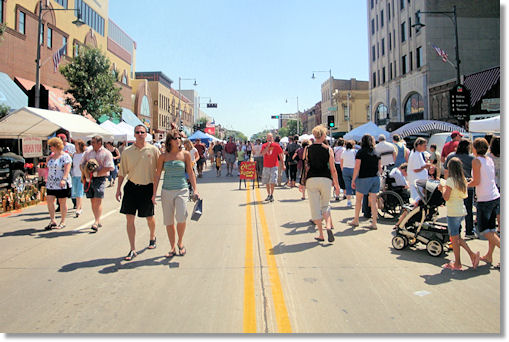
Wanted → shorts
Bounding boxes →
[355,176,380,195]
[71,176,84,198]
[225,153,236,164]
[47,187,71,199]
[197,157,206,166]
[161,188,188,224]
[447,216,464,237]
[262,167,278,185]
[476,198,500,234]
[85,176,106,199]
[306,177,332,220]
[120,181,154,217]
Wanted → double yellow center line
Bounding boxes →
[244,184,292,333]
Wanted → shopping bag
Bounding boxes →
[191,198,203,221]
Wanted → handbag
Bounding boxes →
[300,147,310,186]
[191,198,203,221]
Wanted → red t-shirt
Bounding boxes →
[225,142,237,154]
[262,142,283,168]
[195,143,206,158]
[441,140,459,159]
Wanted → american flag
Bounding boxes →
[432,44,448,63]
[53,44,67,72]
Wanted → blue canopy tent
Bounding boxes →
[188,130,213,146]
[343,121,390,142]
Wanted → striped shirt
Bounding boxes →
[162,160,187,190]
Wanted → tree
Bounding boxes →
[286,120,303,136]
[225,129,247,142]
[0,103,10,119]
[277,127,289,138]
[60,47,122,121]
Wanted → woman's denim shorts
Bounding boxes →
[355,176,380,195]
[447,216,464,237]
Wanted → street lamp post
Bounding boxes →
[178,77,197,131]
[412,6,461,85]
[34,0,84,108]
[285,96,301,134]
[312,69,333,139]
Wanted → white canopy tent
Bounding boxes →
[115,121,153,142]
[99,120,128,142]
[469,115,500,133]
[0,106,114,140]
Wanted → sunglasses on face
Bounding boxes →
[135,131,146,134]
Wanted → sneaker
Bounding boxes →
[75,209,82,218]
[347,200,352,207]
[269,195,274,202]
[265,195,271,202]
[465,234,477,240]
[335,196,340,201]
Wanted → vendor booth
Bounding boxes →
[469,115,500,133]
[343,121,390,141]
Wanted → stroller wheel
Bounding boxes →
[426,239,443,257]
[392,235,407,250]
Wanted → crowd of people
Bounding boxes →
[41,124,500,269]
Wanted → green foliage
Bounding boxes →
[0,103,10,119]
[277,127,289,138]
[285,120,303,136]
[250,129,276,142]
[225,129,247,142]
[60,47,122,121]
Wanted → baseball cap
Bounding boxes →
[451,131,463,138]
[57,133,67,141]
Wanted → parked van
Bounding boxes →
[428,132,487,155]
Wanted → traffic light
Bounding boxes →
[271,115,280,119]
[327,115,335,128]
[180,120,184,131]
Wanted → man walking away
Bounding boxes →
[194,138,207,178]
[116,125,161,261]
[224,137,237,176]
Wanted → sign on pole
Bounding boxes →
[22,137,43,158]
[450,84,471,121]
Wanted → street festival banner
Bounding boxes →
[239,161,256,180]
[22,137,43,158]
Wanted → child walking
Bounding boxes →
[215,152,222,177]
[440,157,480,271]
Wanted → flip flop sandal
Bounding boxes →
[442,263,463,271]
[124,250,137,261]
[480,256,492,264]
[178,245,186,256]
[45,222,57,230]
[165,250,176,258]
[348,221,359,227]
[148,238,157,249]
[327,229,335,242]
[54,223,66,230]
[91,224,99,232]
[314,237,325,242]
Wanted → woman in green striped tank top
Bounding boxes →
[153,129,199,257]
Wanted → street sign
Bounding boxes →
[271,115,280,119]
[271,114,298,119]
[450,84,470,120]
[207,103,218,108]
[328,106,338,111]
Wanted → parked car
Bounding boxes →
[0,147,26,192]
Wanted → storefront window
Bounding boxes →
[404,93,424,121]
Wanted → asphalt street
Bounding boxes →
[0,162,500,333]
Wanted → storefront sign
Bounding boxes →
[450,84,471,120]
[239,161,256,180]
[22,137,43,158]
[481,98,500,112]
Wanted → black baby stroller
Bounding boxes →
[377,167,410,219]
[391,179,449,257]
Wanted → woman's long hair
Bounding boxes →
[165,128,181,153]
[447,157,467,194]
[455,138,471,155]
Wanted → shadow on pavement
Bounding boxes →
[238,201,264,207]
[281,221,312,229]
[334,227,370,237]
[420,264,492,285]
[59,248,178,274]
[35,229,90,239]
[7,211,48,217]
[270,241,330,255]
[280,221,315,236]
[0,228,40,237]
[278,199,304,203]
[389,247,448,267]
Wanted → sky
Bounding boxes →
[109,0,369,138]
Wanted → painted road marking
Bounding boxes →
[73,208,119,231]
[254,186,292,333]
[243,185,256,333]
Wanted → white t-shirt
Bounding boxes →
[389,167,408,187]
[71,152,84,177]
[252,144,262,157]
[190,148,199,162]
[375,141,396,167]
[341,149,357,168]
[333,146,345,164]
[407,150,428,182]
[63,142,76,155]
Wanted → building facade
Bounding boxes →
[0,0,136,114]
[367,0,499,129]
[135,71,193,139]
[300,101,322,134]
[329,78,370,136]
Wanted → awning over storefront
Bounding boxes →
[0,72,28,110]
[464,66,499,107]
[0,107,114,140]
[122,107,143,127]
[390,120,465,138]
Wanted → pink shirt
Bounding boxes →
[81,146,114,176]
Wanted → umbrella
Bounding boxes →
[390,120,466,138]
[280,137,289,144]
